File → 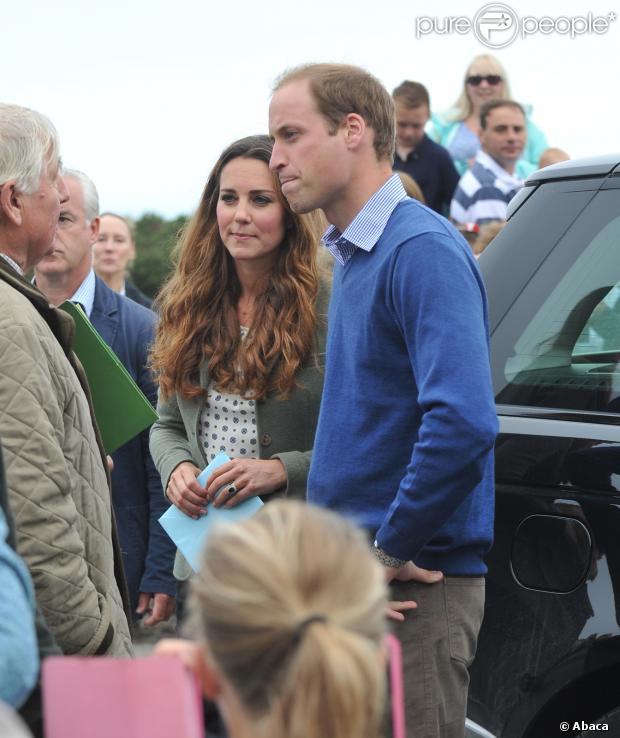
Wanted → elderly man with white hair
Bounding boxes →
[0,103,133,657]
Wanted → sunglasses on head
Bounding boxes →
[466,74,502,86]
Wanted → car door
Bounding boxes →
[469,177,620,738]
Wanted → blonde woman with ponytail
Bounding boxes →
[157,500,389,738]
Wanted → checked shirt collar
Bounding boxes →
[322,174,408,266]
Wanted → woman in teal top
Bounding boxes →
[0,509,38,709]
[428,53,548,179]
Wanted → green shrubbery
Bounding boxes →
[130,213,188,300]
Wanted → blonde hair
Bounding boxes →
[538,147,569,168]
[396,171,426,203]
[99,211,136,242]
[451,54,512,121]
[473,220,505,255]
[188,500,388,738]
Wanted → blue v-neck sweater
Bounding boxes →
[307,200,498,575]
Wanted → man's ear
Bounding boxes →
[479,124,488,147]
[342,113,366,150]
[0,180,24,226]
[89,216,100,246]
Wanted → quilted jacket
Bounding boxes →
[0,260,132,656]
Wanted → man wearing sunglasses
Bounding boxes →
[450,99,527,226]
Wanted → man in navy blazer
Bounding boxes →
[34,169,176,624]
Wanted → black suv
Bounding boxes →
[466,155,620,738]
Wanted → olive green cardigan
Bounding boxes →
[149,281,329,504]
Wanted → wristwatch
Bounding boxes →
[373,540,407,569]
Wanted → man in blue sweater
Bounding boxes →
[269,64,498,738]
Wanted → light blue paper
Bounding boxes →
[158,453,264,572]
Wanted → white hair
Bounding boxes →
[63,168,99,223]
[0,103,60,194]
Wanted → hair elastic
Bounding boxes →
[292,614,327,644]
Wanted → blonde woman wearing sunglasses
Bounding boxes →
[428,53,548,177]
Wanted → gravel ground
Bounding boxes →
[132,616,178,656]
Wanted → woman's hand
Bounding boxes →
[166,461,206,519]
[207,458,287,508]
[155,638,206,681]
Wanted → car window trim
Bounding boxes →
[498,405,620,442]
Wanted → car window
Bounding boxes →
[493,189,620,414]
[574,284,620,355]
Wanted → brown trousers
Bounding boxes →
[388,576,485,738]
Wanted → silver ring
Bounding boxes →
[227,484,238,499]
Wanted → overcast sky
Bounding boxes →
[5,0,618,218]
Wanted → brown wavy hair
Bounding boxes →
[151,135,321,402]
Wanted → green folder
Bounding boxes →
[61,301,158,454]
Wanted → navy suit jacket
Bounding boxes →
[124,279,153,309]
[90,276,175,612]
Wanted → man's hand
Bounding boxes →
[387,599,417,621]
[384,560,443,585]
[136,592,176,626]
[384,561,443,621]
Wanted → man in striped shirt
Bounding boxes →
[450,100,527,225]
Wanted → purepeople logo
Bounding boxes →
[415,3,616,48]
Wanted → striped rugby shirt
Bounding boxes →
[449,150,523,225]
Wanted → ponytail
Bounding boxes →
[189,501,388,738]
[271,620,385,738]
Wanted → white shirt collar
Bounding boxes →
[69,268,97,318]
[476,150,523,188]
[0,252,23,275]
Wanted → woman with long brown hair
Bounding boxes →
[149,135,327,578]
